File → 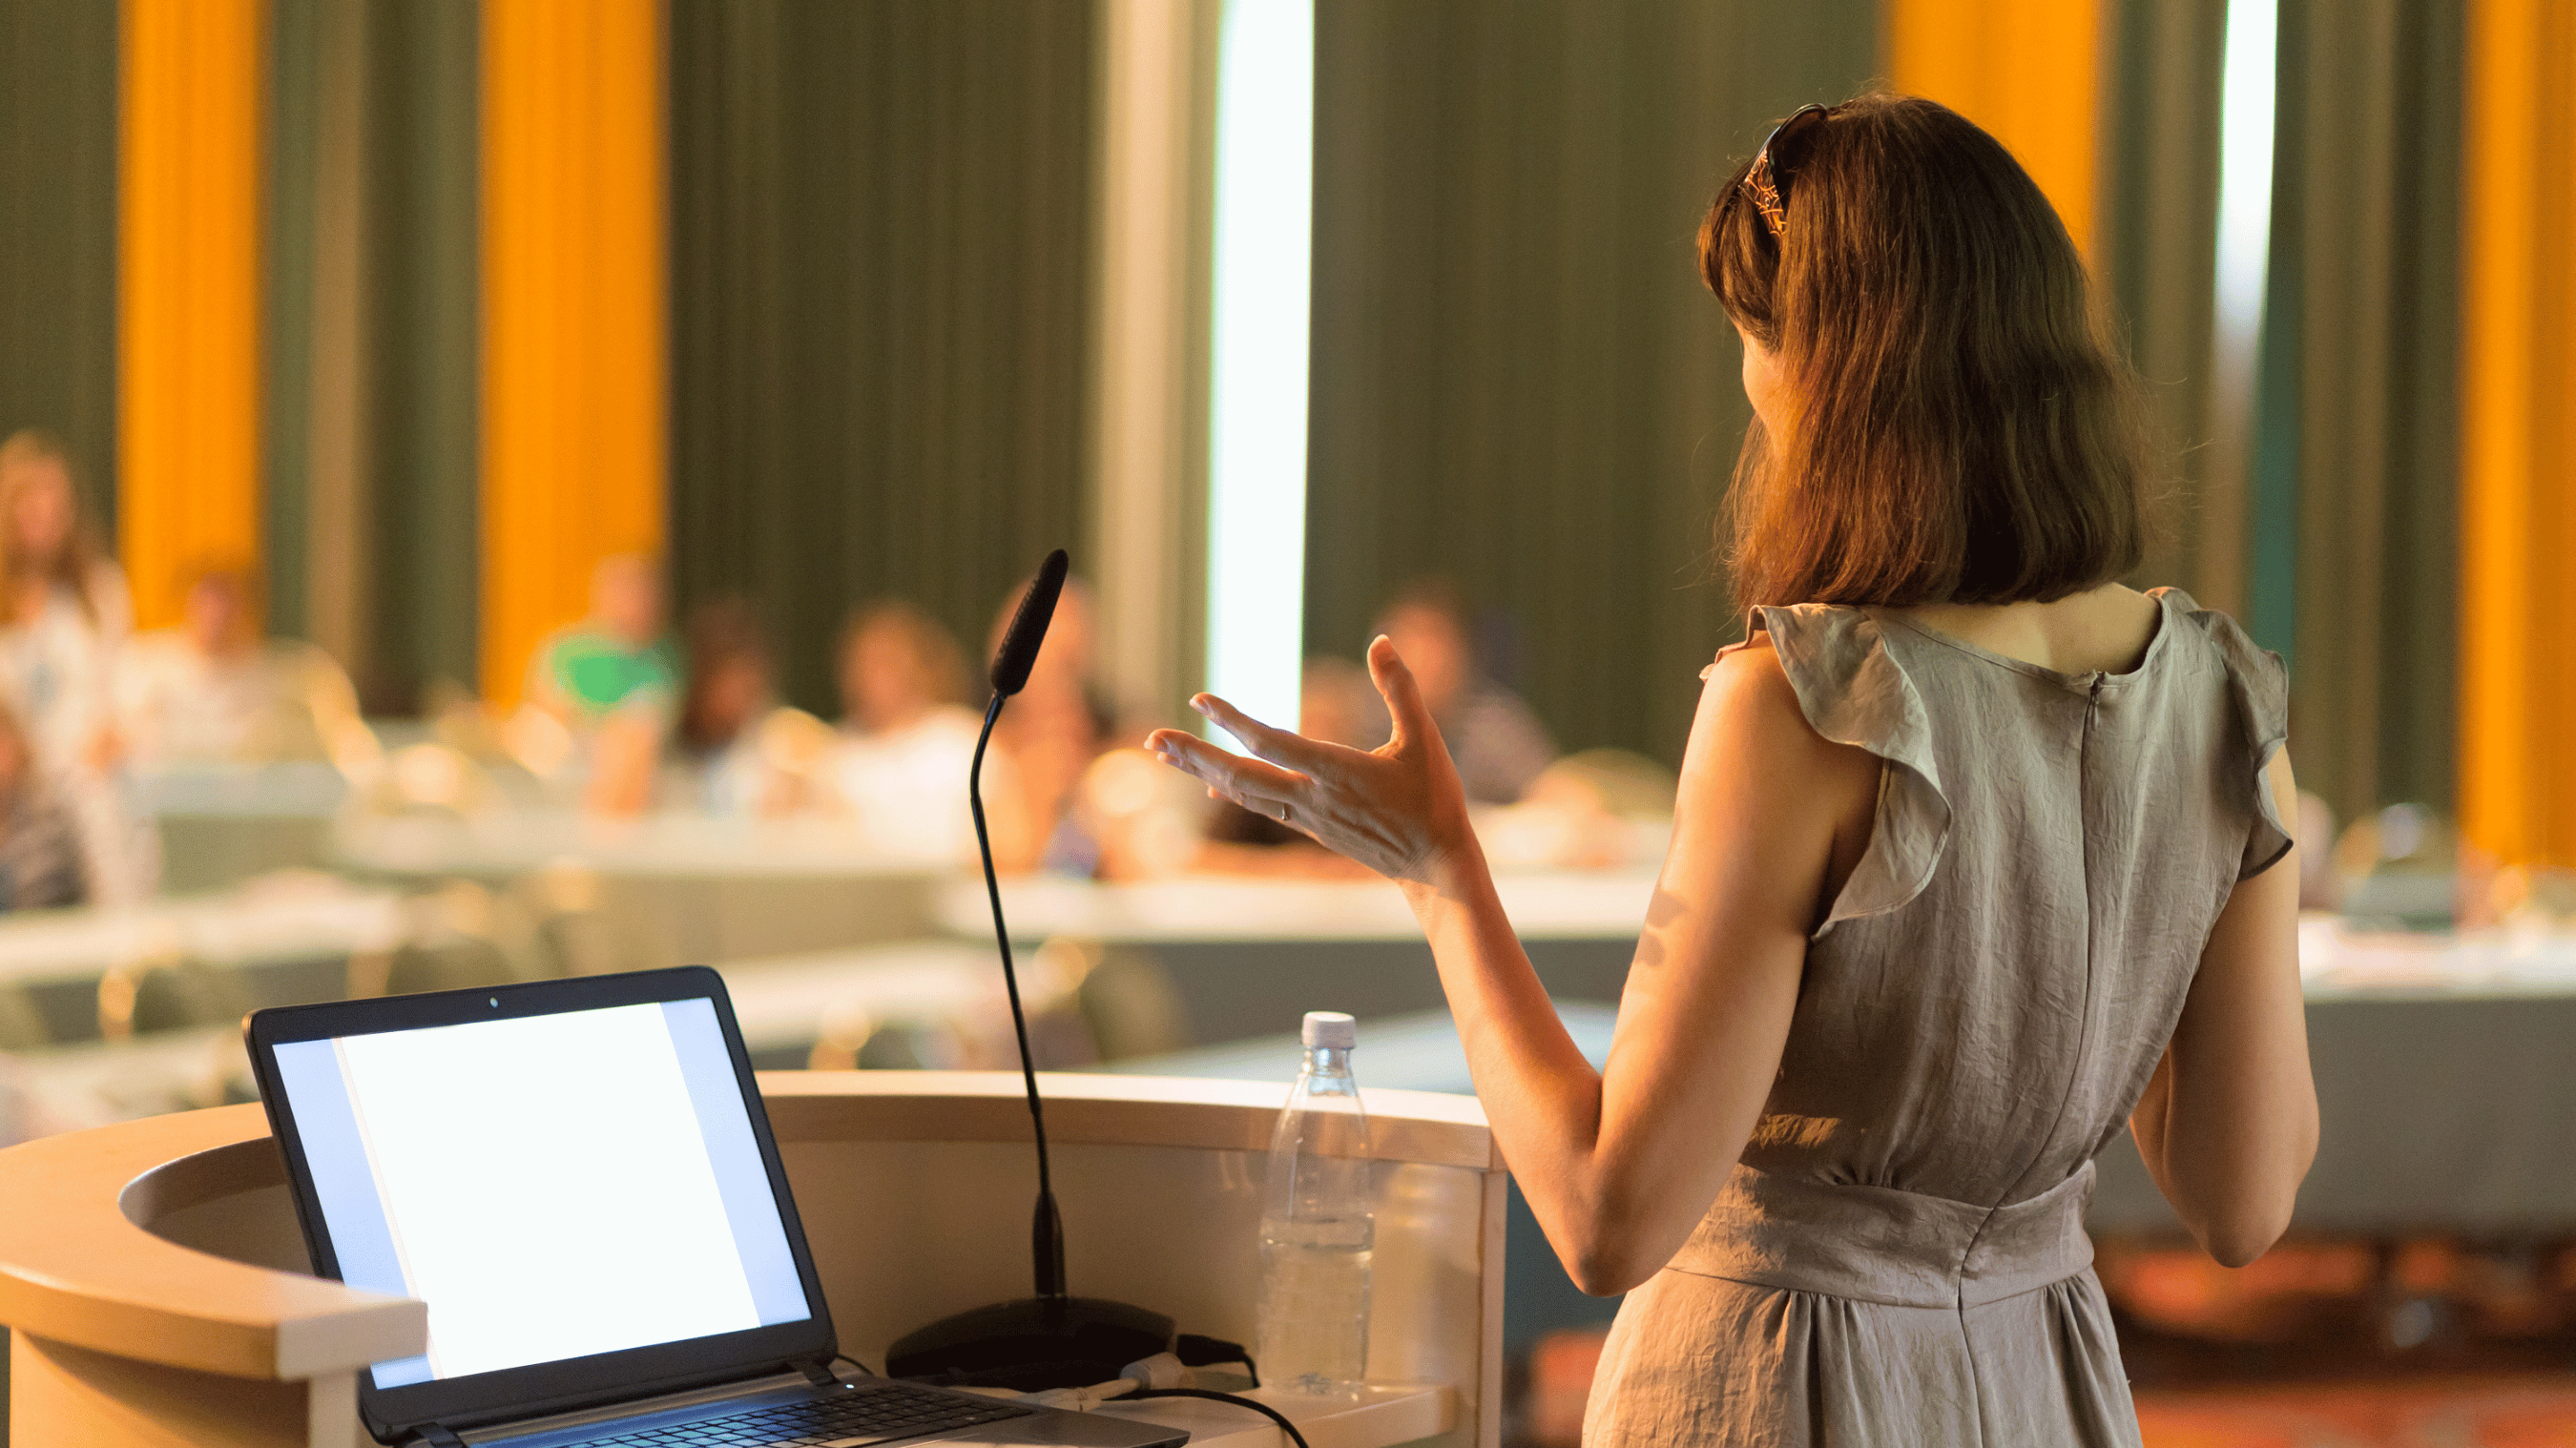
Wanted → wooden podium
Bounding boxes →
[0,1072,1506,1448]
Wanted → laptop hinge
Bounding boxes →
[409,1426,468,1448]
[801,1358,843,1391]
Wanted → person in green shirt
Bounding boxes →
[527,553,676,728]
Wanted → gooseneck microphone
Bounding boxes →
[989,548,1070,700]
[885,548,1175,1388]
[973,547,1070,1299]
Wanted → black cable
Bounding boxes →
[969,690,1066,1300]
[831,1354,875,1380]
[1123,1389,1312,1448]
[1174,1334,1257,1386]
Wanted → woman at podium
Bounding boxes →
[1150,92,2316,1447]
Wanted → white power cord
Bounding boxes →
[1018,1353,1195,1411]
[1010,1355,1316,1448]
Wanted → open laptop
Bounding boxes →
[246,966,1188,1448]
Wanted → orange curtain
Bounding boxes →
[2457,0,2576,869]
[480,0,667,707]
[1886,0,2105,264]
[118,0,264,631]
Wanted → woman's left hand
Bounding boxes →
[1146,636,1476,888]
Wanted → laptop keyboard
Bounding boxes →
[581,1383,1036,1447]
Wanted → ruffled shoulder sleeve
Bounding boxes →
[1710,604,1951,936]
[2154,590,2292,879]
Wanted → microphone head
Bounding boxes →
[989,548,1070,697]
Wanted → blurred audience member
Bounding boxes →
[117,565,377,772]
[657,596,819,818]
[526,554,676,728]
[0,696,86,911]
[1366,580,1556,803]
[1092,657,1380,881]
[1081,745,1215,881]
[825,601,1012,863]
[0,428,150,901]
[511,555,675,805]
[1478,749,1679,872]
[987,574,1111,873]
[1297,655,1378,754]
[1179,657,1382,878]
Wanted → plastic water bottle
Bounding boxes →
[1257,1011,1375,1401]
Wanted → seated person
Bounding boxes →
[1477,749,1680,872]
[823,601,1015,864]
[647,596,819,818]
[0,696,85,911]
[1358,580,1556,804]
[986,574,1111,874]
[116,566,375,771]
[525,553,675,726]
[525,553,676,729]
[1091,657,1378,881]
[514,555,676,806]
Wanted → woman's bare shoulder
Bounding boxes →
[1675,631,1880,932]
[1693,633,1876,787]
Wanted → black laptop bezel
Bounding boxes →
[244,965,838,1444]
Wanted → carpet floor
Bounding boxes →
[2133,1378,2576,1448]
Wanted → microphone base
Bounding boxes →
[885,1296,1177,1391]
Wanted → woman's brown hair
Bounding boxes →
[0,428,111,626]
[676,595,773,754]
[1701,93,2158,609]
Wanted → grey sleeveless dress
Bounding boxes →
[1582,589,2290,1448]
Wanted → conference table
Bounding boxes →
[136,762,351,895]
[2094,919,2576,1238]
[0,877,405,1051]
[966,878,2576,1236]
[2,939,1006,1138]
[944,870,1654,1045]
[330,811,951,963]
[7,858,2571,1242]
[1083,911,2576,1349]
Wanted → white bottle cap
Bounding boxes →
[1301,1011,1357,1049]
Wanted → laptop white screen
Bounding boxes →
[271,998,813,1389]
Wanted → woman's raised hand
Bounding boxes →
[1146,635,1475,887]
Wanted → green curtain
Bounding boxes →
[2101,0,2461,825]
[0,0,118,529]
[263,0,323,641]
[263,0,479,710]
[667,0,1099,718]
[364,0,481,710]
[2276,0,2464,821]
[2101,0,2228,610]
[1303,0,1878,769]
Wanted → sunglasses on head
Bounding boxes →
[1727,103,1833,243]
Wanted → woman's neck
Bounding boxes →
[1898,584,2163,676]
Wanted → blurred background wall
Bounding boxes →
[1303,0,1875,769]
[0,0,2566,861]
[0,0,118,530]
[668,0,1100,716]
[260,0,482,710]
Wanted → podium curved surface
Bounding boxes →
[2,1071,1505,1448]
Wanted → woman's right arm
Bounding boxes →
[2129,747,2317,1267]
